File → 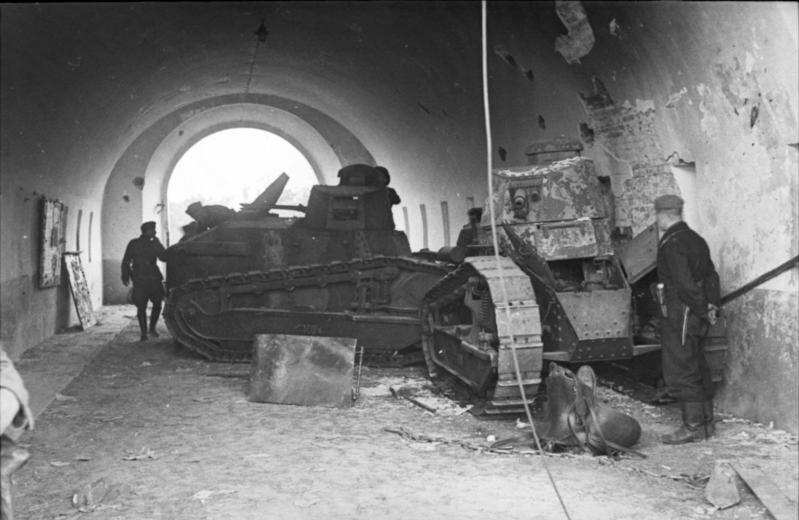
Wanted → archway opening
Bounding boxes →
[166,128,317,244]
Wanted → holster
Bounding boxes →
[650,283,668,318]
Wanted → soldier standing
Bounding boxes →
[457,207,484,247]
[375,166,401,206]
[654,195,720,444]
[121,221,167,341]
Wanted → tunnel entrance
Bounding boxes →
[165,128,317,246]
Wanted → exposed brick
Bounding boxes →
[581,82,677,234]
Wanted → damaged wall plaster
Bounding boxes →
[690,54,798,431]
[555,1,595,64]
[578,78,679,234]
[576,2,799,432]
[489,1,798,431]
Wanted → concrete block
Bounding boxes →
[705,460,741,510]
[248,334,357,408]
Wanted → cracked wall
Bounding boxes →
[489,1,798,431]
[578,79,680,234]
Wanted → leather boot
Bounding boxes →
[148,313,160,337]
[137,313,148,342]
[662,401,706,444]
[703,400,715,438]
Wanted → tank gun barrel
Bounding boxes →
[270,204,307,213]
[238,202,306,213]
[249,172,290,209]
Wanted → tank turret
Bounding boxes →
[487,156,616,262]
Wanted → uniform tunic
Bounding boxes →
[121,235,167,305]
[456,225,477,247]
[656,221,720,402]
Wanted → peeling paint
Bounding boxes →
[609,18,620,38]
[580,80,679,234]
[554,1,595,64]
[634,99,655,113]
[524,69,534,82]
[718,289,798,432]
[665,87,688,108]
[749,104,759,128]
[494,44,518,69]
[744,51,756,73]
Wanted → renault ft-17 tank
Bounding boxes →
[164,166,447,361]
[421,151,727,415]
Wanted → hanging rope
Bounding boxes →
[480,2,572,519]
[244,38,261,95]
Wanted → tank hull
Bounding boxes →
[164,256,446,361]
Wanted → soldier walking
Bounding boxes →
[654,195,720,444]
[122,221,167,341]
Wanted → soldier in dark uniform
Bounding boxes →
[457,207,484,247]
[375,166,401,206]
[121,221,168,341]
[654,195,720,444]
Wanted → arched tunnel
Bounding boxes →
[1,3,797,517]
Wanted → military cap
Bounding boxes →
[140,221,157,232]
[654,194,684,211]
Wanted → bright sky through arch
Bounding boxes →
[166,128,317,245]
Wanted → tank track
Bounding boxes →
[164,255,447,362]
[421,256,544,417]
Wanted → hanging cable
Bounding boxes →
[244,40,261,95]
[245,19,268,95]
[480,2,572,519]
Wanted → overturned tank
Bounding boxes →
[164,167,447,362]
[421,145,727,415]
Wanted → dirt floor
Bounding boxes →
[10,306,799,520]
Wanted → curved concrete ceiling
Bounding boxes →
[2,2,485,202]
[103,96,357,275]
